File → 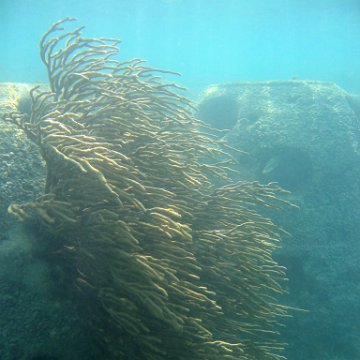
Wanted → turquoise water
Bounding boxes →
[1,0,360,95]
[1,1,360,360]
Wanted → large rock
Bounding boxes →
[197,80,360,360]
[0,83,45,225]
[0,83,99,360]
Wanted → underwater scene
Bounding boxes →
[1,1,360,359]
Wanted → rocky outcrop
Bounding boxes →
[0,83,99,360]
[197,80,360,360]
[0,83,45,227]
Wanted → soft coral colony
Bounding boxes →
[4,18,291,360]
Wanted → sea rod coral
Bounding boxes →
[3,18,292,360]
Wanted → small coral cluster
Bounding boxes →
[3,18,291,360]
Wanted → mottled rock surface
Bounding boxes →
[0,83,99,360]
[0,83,45,226]
[198,80,360,360]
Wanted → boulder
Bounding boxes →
[0,83,99,360]
[197,80,360,360]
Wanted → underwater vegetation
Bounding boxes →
[2,18,292,360]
